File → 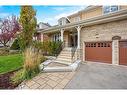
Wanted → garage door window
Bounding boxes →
[86,43,111,48]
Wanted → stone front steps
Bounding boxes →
[39,47,81,73]
[54,48,73,65]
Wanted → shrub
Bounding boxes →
[23,47,42,79]
[11,47,44,85]
[40,55,47,63]
[10,39,20,50]
[11,69,25,85]
[32,41,43,51]
[50,41,62,56]
[41,41,62,56]
[41,41,51,55]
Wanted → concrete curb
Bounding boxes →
[42,60,81,72]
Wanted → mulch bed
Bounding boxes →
[0,68,22,89]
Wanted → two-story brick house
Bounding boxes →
[37,6,127,66]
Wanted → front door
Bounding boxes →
[70,33,77,47]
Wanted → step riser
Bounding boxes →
[56,60,72,63]
[54,61,71,65]
[56,59,72,62]
[60,52,72,54]
[57,56,72,59]
[58,54,72,56]
[58,54,72,57]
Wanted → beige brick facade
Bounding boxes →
[39,6,127,65]
[68,6,127,23]
[80,19,127,64]
[81,6,102,20]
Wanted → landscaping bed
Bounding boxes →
[0,68,22,89]
[0,51,47,89]
[0,54,23,89]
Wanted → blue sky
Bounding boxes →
[0,6,86,25]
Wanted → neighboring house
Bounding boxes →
[37,5,127,66]
[35,22,51,41]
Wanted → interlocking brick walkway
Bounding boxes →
[17,71,75,89]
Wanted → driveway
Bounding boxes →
[65,62,127,89]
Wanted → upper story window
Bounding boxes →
[103,6,119,14]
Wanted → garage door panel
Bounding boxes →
[119,41,127,65]
[85,42,112,64]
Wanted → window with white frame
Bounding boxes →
[52,33,61,42]
[103,6,119,14]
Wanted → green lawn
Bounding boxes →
[0,54,23,74]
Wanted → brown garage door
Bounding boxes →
[85,42,112,63]
[119,41,127,66]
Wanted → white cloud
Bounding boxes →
[53,6,87,20]
[42,11,76,25]
[40,6,87,25]
[54,10,79,20]
[52,7,66,11]
[0,13,10,18]
[42,17,58,25]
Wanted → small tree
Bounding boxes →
[19,6,37,51]
[0,16,20,47]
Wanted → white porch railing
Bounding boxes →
[71,47,80,63]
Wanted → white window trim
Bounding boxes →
[52,33,61,42]
[102,6,120,15]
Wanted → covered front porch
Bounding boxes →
[39,26,82,65]
[42,26,81,49]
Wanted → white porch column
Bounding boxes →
[60,29,64,42]
[76,26,81,49]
